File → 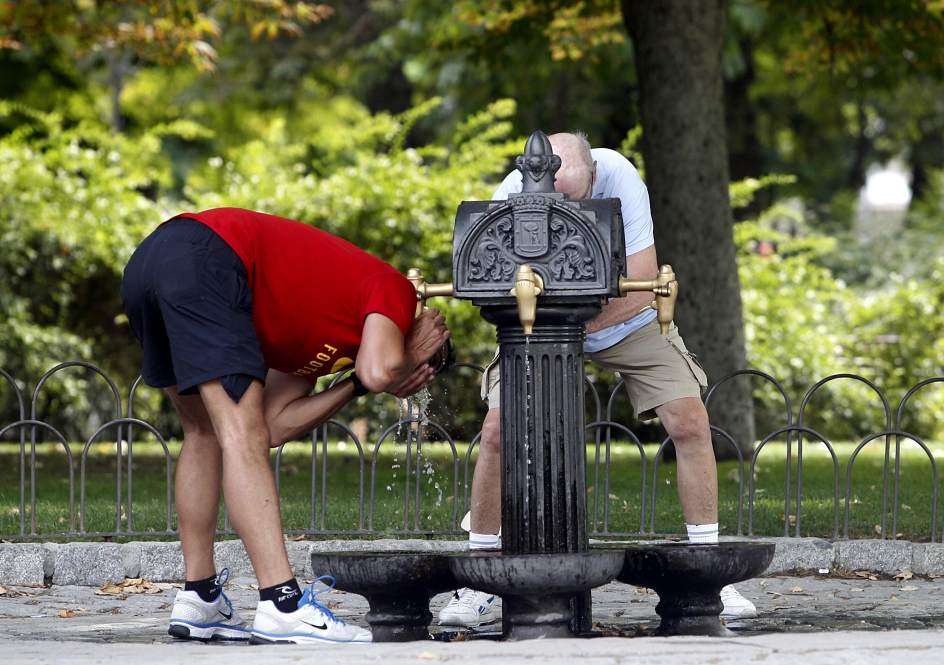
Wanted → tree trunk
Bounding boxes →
[621,1,755,453]
[725,38,768,219]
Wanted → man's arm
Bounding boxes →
[355,309,448,393]
[586,244,659,333]
[262,369,357,447]
[262,310,447,446]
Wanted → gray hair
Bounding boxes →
[571,131,593,167]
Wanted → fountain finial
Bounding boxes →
[515,130,561,193]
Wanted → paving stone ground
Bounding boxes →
[1,575,943,663]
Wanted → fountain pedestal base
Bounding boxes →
[309,552,456,642]
[614,542,775,637]
[449,551,623,640]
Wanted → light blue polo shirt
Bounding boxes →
[491,148,657,352]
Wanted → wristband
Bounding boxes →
[349,372,370,398]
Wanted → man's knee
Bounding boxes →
[659,398,710,447]
[479,409,501,455]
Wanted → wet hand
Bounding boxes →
[406,308,450,365]
[387,363,436,398]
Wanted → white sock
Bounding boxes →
[469,531,501,550]
[686,523,719,544]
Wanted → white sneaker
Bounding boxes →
[438,588,497,628]
[720,584,757,619]
[250,576,372,644]
[168,569,250,641]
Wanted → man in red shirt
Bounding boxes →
[122,208,450,644]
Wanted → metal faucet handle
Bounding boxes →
[407,267,454,318]
[619,264,678,336]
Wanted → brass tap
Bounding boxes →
[407,268,454,317]
[509,264,545,336]
[617,264,678,336]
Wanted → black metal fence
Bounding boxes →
[1,361,942,542]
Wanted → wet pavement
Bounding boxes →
[1,574,943,662]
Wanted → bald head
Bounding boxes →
[548,133,595,199]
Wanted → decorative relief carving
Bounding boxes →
[465,202,598,285]
[468,216,516,282]
[548,218,595,280]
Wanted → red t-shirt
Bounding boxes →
[173,208,416,383]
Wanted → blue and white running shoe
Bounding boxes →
[250,576,371,644]
[168,569,250,641]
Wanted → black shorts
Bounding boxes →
[121,218,266,402]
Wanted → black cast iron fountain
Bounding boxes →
[441,130,634,637]
[312,130,774,641]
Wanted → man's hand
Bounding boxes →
[405,308,450,366]
[386,363,436,399]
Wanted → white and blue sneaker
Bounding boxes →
[168,569,250,641]
[438,588,498,628]
[250,576,372,644]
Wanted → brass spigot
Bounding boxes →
[509,264,544,335]
[617,264,678,336]
[407,268,454,317]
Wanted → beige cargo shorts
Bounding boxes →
[481,319,708,420]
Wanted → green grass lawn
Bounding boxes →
[2,438,942,541]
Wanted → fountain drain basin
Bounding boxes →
[449,550,624,640]
[309,551,456,642]
[613,542,775,636]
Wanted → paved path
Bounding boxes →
[2,575,943,663]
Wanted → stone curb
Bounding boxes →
[1,537,941,586]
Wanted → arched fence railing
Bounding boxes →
[0,362,941,542]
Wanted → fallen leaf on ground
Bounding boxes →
[58,609,78,618]
[96,578,164,596]
[791,586,803,593]
[894,570,914,581]
[851,587,864,592]
[900,585,919,592]
[416,652,439,661]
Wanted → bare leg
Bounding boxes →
[197,379,293,587]
[166,387,222,581]
[655,397,717,525]
[470,408,502,535]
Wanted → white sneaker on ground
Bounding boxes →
[250,576,372,644]
[438,588,497,628]
[168,569,250,641]
[720,584,757,619]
